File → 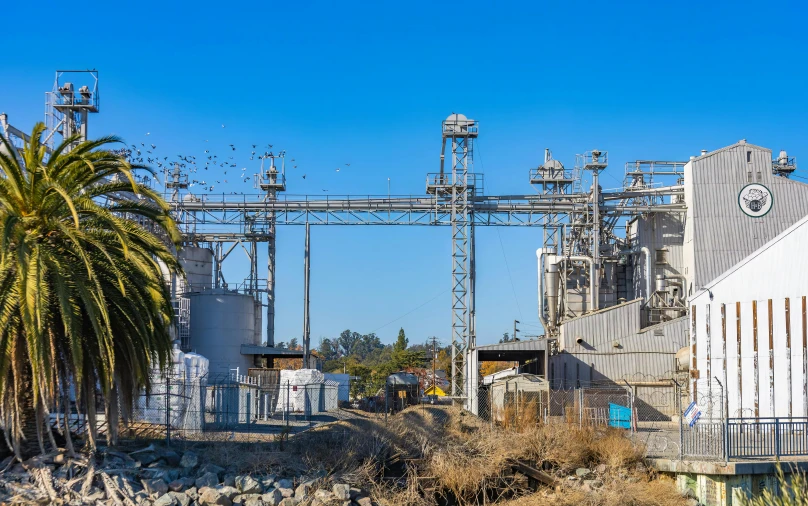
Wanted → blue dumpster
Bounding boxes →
[609,403,631,429]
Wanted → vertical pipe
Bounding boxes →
[753,300,759,418]
[769,299,775,417]
[786,298,792,418]
[267,234,276,346]
[591,170,600,310]
[302,223,311,369]
[736,302,743,417]
[691,306,697,401]
[722,304,728,423]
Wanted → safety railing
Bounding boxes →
[726,417,808,459]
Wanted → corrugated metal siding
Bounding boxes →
[552,301,688,383]
[688,144,808,289]
[632,213,686,300]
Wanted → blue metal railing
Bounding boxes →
[726,418,808,459]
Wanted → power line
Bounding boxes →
[370,289,450,334]
[496,227,523,319]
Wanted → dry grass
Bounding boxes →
[176,406,684,506]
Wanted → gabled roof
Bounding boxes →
[691,140,770,162]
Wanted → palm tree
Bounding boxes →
[0,123,182,458]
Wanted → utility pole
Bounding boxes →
[513,320,520,371]
[428,337,440,400]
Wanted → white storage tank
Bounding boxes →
[187,289,259,377]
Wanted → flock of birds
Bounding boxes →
[116,128,352,195]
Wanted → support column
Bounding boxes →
[302,223,311,369]
[266,220,276,346]
[591,169,600,310]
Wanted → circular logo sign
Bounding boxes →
[738,183,773,218]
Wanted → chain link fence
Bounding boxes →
[112,373,351,443]
[475,375,694,460]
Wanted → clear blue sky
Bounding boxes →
[2,1,807,348]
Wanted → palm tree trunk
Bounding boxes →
[19,376,43,458]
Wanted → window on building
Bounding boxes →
[748,171,752,182]
[747,151,752,163]
[655,249,668,264]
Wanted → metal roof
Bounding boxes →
[239,344,305,356]
[476,338,546,352]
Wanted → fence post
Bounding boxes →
[490,387,493,428]
[286,380,290,428]
[775,418,781,458]
[724,417,730,463]
[578,388,583,428]
[384,380,389,425]
[165,374,171,446]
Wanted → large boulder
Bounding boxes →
[154,494,177,506]
[262,489,283,506]
[179,451,199,469]
[199,487,233,506]
[236,475,263,494]
[196,472,221,489]
[275,479,293,490]
[217,486,241,500]
[169,491,192,506]
[142,478,169,496]
[332,484,350,501]
[159,449,182,467]
[294,480,314,499]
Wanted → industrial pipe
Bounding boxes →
[639,247,652,301]
[536,249,550,332]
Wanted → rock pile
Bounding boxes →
[0,445,375,506]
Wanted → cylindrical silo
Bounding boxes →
[187,289,257,378]
[179,247,214,291]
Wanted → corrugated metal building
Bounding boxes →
[691,214,808,419]
[551,299,688,387]
[683,141,808,293]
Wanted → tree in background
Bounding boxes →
[0,125,182,457]
[394,327,408,352]
[318,338,338,362]
[480,361,513,377]
[288,337,299,350]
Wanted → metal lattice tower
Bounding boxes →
[258,153,286,346]
[44,70,99,150]
[428,113,478,400]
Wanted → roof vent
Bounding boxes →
[700,149,708,156]
[739,139,747,144]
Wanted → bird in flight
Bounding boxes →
[221,124,226,128]
[302,174,306,179]
[345,163,351,166]
[335,168,340,172]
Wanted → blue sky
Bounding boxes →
[2,1,807,347]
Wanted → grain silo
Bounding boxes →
[187,289,261,378]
